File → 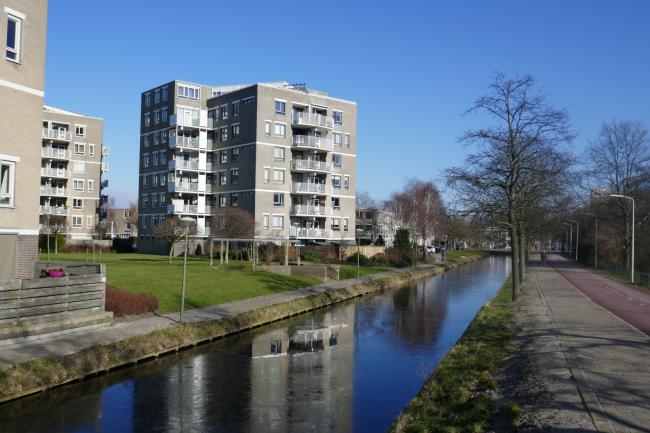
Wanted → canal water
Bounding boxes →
[0,256,509,433]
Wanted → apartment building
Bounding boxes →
[0,0,47,279]
[40,106,107,240]
[98,208,137,239]
[137,81,356,253]
[355,207,398,247]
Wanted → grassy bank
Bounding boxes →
[390,275,517,433]
[444,249,485,264]
[39,253,322,312]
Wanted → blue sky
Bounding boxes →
[43,0,650,207]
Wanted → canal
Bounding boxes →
[0,256,509,433]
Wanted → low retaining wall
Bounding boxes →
[340,245,385,259]
[259,264,340,281]
[0,266,113,340]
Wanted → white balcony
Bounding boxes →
[291,159,332,173]
[102,146,110,156]
[101,162,109,172]
[290,227,332,239]
[291,182,331,195]
[41,147,69,159]
[170,135,199,149]
[42,129,71,141]
[41,168,69,178]
[169,114,201,128]
[175,160,199,171]
[40,205,69,216]
[40,186,68,197]
[292,135,333,151]
[290,205,331,217]
[168,182,199,193]
[292,112,333,129]
[197,226,211,237]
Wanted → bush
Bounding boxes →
[370,253,389,266]
[39,233,65,251]
[105,285,158,317]
[387,248,413,268]
[301,250,317,262]
[347,252,370,266]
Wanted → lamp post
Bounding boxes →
[568,220,579,261]
[179,217,196,322]
[610,194,635,283]
[355,229,363,282]
[562,223,572,258]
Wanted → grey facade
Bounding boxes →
[40,106,107,240]
[137,81,357,252]
[355,208,398,247]
[0,0,47,279]
[99,208,137,239]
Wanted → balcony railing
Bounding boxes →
[169,114,200,128]
[42,129,71,141]
[290,205,331,217]
[170,135,200,149]
[291,182,331,195]
[41,168,69,178]
[291,159,331,172]
[102,146,110,156]
[41,147,69,159]
[292,112,333,129]
[101,162,109,172]
[40,205,69,216]
[292,135,333,151]
[290,227,332,239]
[40,186,68,196]
[175,160,199,170]
[169,182,199,193]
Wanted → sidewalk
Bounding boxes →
[0,267,414,368]
[530,264,650,433]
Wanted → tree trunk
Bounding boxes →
[225,242,230,264]
[519,228,526,283]
[510,226,520,301]
[169,241,174,264]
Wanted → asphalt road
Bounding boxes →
[549,253,650,336]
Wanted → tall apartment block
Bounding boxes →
[40,106,107,240]
[0,0,47,279]
[137,81,356,253]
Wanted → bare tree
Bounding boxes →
[211,208,258,262]
[356,191,377,209]
[445,73,574,299]
[585,120,650,268]
[153,216,196,263]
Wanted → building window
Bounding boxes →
[272,215,284,229]
[273,169,284,184]
[231,147,240,162]
[220,150,228,164]
[71,198,83,209]
[143,135,150,147]
[264,121,272,136]
[144,113,151,127]
[75,143,85,155]
[263,167,270,183]
[152,194,158,207]
[72,217,82,228]
[344,133,351,148]
[162,86,169,101]
[219,171,227,185]
[154,110,160,125]
[273,147,285,160]
[87,216,94,228]
[154,132,160,145]
[162,107,168,122]
[142,195,149,208]
[275,100,286,115]
[144,93,151,107]
[178,85,199,100]
[273,193,284,207]
[332,176,341,189]
[73,180,84,191]
[89,144,95,156]
[160,150,167,164]
[242,96,255,105]
[154,89,161,104]
[160,193,166,204]
[219,194,227,207]
[230,193,238,207]
[274,123,286,137]
[332,218,341,231]
[232,101,240,117]
[142,175,148,186]
[143,154,149,167]
[230,169,239,184]
[333,132,342,146]
[331,197,340,209]
[332,154,342,167]
[262,214,269,230]
[75,125,86,137]
[333,111,343,124]
[220,104,228,120]
[152,152,159,166]
[220,126,228,141]
[152,174,159,186]
[343,217,349,231]
[160,173,166,186]
[0,161,15,206]
[344,175,350,190]
[231,124,240,138]
[73,161,85,173]
[5,13,21,62]
[162,130,168,143]
[88,180,95,192]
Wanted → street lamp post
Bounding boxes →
[568,220,579,261]
[563,223,572,258]
[610,194,635,283]
[179,218,196,322]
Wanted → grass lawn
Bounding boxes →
[40,252,321,313]
[338,264,388,280]
[444,249,485,264]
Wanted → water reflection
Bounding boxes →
[0,256,508,433]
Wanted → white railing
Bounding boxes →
[102,146,110,156]
[40,206,69,216]
[197,226,211,236]
[101,162,109,172]
[176,160,199,170]
[41,147,69,159]
[170,182,199,192]
[290,227,332,239]
[291,159,331,172]
[169,114,200,127]
[170,135,199,149]
[292,112,333,128]
[290,205,331,217]
[292,135,333,151]
[291,182,331,195]
[42,129,71,141]
[41,168,69,178]
[40,186,68,196]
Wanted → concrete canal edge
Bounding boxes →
[0,254,487,404]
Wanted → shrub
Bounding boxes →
[347,252,370,266]
[105,285,158,317]
[301,250,317,262]
[38,233,66,251]
[387,248,413,268]
[194,243,203,256]
[370,253,389,266]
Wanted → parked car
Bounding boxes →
[426,245,436,254]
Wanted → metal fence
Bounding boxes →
[600,263,650,286]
